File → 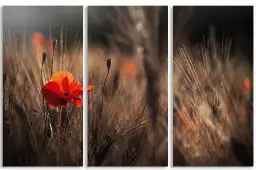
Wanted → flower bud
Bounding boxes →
[42,52,47,65]
[107,58,112,71]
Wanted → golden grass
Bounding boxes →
[173,41,253,166]
[87,45,168,166]
[3,30,83,166]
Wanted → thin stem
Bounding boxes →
[59,106,63,127]
[41,61,47,133]
[90,68,110,165]
[99,69,110,115]
[51,46,55,77]
[137,103,147,132]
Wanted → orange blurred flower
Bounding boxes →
[88,84,93,92]
[41,71,83,108]
[242,78,251,94]
[120,61,137,78]
[32,32,46,45]
[31,32,54,57]
[32,32,47,55]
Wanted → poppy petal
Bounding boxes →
[41,81,68,107]
[70,82,83,96]
[49,104,58,109]
[42,71,83,108]
[51,71,74,86]
[88,84,93,92]
[42,81,62,95]
[72,98,83,107]
[62,76,71,95]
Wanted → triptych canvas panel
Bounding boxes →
[2,5,253,166]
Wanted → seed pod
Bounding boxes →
[107,58,112,71]
[3,74,7,85]
[42,52,47,65]
[52,40,58,49]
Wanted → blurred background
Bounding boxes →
[173,6,253,64]
[3,6,83,47]
[88,6,168,57]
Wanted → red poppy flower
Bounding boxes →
[242,78,250,94]
[41,71,83,108]
[88,84,93,92]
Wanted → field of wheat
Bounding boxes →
[87,6,168,166]
[87,45,168,166]
[173,40,253,166]
[3,30,83,166]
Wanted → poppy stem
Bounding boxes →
[59,106,63,127]
[99,69,110,115]
[50,42,55,77]
[66,107,71,135]
[90,66,110,165]
[45,113,53,139]
[40,56,47,131]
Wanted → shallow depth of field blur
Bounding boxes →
[173,6,253,166]
[3,6,83,166]
[87,6,168,166]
